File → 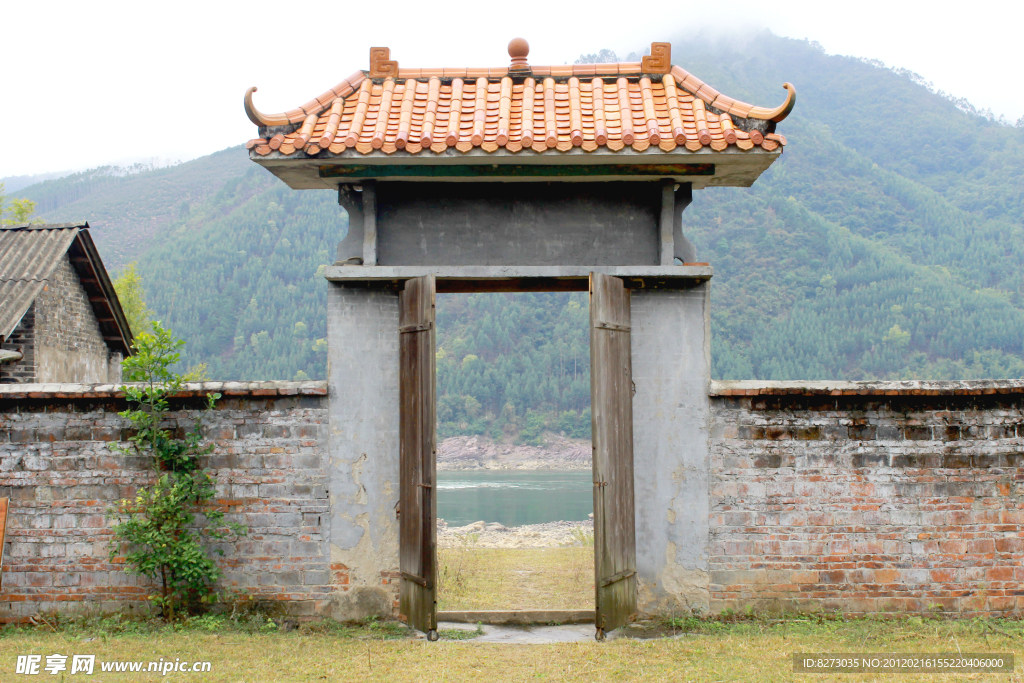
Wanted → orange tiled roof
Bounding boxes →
[244,41,793,158]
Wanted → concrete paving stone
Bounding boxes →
[437,621,598,644]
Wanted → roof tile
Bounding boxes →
[245,41,793,158]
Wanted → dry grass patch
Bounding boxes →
[1,617,1023,682]
[438,545,594,611]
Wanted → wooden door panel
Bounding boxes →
[589,273,637,637]
[0,498,7,591]
[398,275,437,636]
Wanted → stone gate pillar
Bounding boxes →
[326,284,402,618]
[632,284,712,615]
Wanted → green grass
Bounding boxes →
[1,615,1022,682]
[5,551,1022,680]
[438,624,485,641]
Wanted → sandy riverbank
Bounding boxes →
[438,435,590,470]
[438,518,593,549]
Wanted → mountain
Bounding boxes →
[20,152,253,270]
[1,171,73,193]
[15,31,1024,427]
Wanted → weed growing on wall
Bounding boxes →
[107,322,245,621]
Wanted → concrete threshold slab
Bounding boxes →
[437,609,594,625]
[438,621,600,644]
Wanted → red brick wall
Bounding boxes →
[0,382,334,622]
[709,382,1024,616]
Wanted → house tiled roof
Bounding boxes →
[0,224,79,339]
[244,41,792,159]
[0,223,133,355]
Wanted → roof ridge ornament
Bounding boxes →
[369,47,398,78]
[748,83,797,123]
[244,87,289,127]
[641,43,671,74]
[508,37,530,72]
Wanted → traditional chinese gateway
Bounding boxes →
[243,38,794,640]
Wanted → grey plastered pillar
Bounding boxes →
[327,284,400,619]
[631,283,711,615]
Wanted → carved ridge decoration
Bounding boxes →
[642,42,671,74]
[370,47,399,78]
[747,83,797,123]
[244,87,290,127]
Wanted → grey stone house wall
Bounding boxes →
[1,254,122,384]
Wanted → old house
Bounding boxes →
[0,222,132,383]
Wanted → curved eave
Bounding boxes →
[669,66,795,123]
[245,71,367,127]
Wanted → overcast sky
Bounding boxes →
[3,0,1022,179]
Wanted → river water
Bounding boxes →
[437,470,593,527]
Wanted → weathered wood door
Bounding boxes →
[589,273,637,638]
[398,275,438,637]
[0,498,8,591]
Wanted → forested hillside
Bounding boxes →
[18,31,1024,438]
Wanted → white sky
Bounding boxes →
[3,0,1022,179]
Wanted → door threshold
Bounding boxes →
[437,610,594,625]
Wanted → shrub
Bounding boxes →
[107,322,245,621]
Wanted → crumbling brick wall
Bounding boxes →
[0,382,333,623]
[1,254,122,385]
[709,381,1024,617]
[5,378,1023,621]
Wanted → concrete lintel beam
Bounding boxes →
[323,265,712,292]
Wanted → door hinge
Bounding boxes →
[402,571,434,589]
[594,320,631,332]
[599,568,636,588]
[399,322,434,333]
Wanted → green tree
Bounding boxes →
[0,181,40,225]
[107,321,244,621]
[112,262,153,338]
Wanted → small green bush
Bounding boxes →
[107,322,245,621]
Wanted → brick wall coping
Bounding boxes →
[710,379,1024,397]
[0,380,328,400]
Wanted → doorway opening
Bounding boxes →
[398,273,636,638]
[434,291,595,612]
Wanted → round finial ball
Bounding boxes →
[508,37,529,60]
